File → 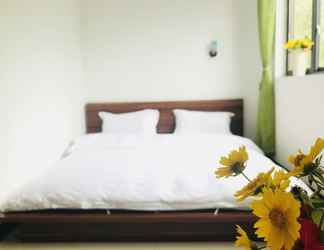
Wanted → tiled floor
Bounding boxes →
[0,243,236,250]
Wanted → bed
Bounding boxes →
[0,99,306,242]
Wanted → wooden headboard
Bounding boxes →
[85,99,243,136]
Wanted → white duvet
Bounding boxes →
[0,134,309,212]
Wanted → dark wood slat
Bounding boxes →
[0,211,256,242]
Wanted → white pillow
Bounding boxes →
[174,109,234,134]
[98,109,159,135]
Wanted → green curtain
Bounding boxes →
[256,0,276,156]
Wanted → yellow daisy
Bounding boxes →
[251,189,301,250]
[235,168,274,202]
[215,146,249,178]
[267,170,291,191]
[235,225,257,250]
[289,138,324,176]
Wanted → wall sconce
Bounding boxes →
[209,41,218,58]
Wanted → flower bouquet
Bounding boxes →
[284,38,314,76]
[215,138,324,250]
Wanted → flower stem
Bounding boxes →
[241,172,252,182]
[319,211,324,231]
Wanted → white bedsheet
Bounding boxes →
[0,134,309,212]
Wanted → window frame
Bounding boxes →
[286,0,324,75]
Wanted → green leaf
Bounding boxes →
[312,200,324,209]
[321,230,324,244]
[312,209,324,230]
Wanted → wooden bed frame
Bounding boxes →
[0,99,257,242]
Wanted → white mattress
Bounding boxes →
[0,134,309,212]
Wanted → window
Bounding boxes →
[287,0,323,73]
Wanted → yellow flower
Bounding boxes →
[235,225,256,250]
[289,138,324,176]
[235,168,293,202]
[284,38,314,50]
[235,168,274,202]
[267,170,291,191]
[251,188,301,250]
[215,146,249,178]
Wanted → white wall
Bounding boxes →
[0,0,85,193]
[0,78,10,186]
[82,0,260,139]
[276,75,324,167]
[236,1,261,140]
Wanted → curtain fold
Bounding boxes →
[256,0,277,156]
